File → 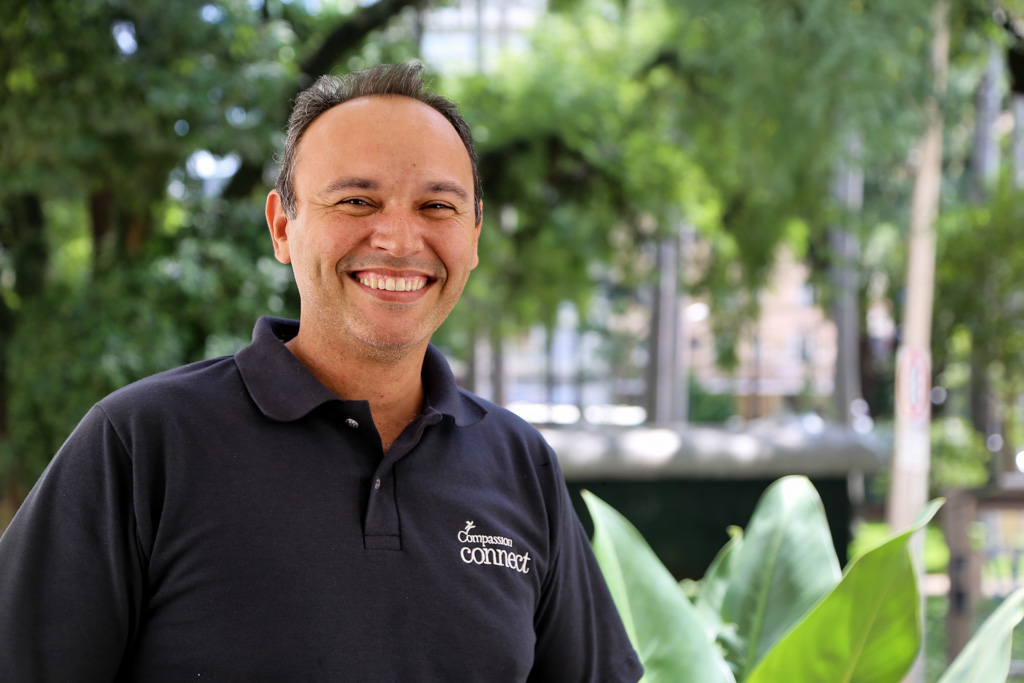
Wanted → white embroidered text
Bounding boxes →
[458,521,530,573]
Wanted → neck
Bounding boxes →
[285,331,427,452]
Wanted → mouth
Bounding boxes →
[351,270,431,293]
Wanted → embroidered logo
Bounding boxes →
[457,520,531,574]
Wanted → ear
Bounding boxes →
[266,190,292,264]
[470,200,482,270]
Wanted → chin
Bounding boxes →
[355,337,424,364]
[348,322,430,354]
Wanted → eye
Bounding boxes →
[334,197,377,215]
[422,202,456,212]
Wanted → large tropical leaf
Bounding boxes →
[691,527,744,642]
[721,475,842,679]
[745,499,942,683]
[938,587,1024,683]
[696,526,743,619]
[582,490,736,683]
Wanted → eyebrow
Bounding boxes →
[321,177,471,204]
[424,181,471,204]
[322,177,379,195]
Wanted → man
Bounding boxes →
[0,63,643,682]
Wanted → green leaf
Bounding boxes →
[721,475,842,679]
[745,499,942,683]
[693,526,744,640]
[582,490,736,683]
[698,526,744,614]
[937,587,1024,683]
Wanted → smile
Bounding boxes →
[356,273,429,292]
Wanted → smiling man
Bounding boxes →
[0,63,643,682]
[266,90,483,451]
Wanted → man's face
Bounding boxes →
[267,95,481,361]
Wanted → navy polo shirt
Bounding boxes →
[0,317,642,682]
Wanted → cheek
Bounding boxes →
[293,232,340,272]
[440,230,480,271]
[288,239,330,290]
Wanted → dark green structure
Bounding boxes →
[546,418,883,580]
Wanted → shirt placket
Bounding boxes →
[359,408,443,551]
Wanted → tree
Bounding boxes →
[0,0,439,515]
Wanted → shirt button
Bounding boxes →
[345,418,359,429]
[374,478,381,490]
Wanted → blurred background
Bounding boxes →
[3,0,1024,676]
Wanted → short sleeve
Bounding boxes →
[528,459,644,683]
[0,405,144,680]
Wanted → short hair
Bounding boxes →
[275,62,481,225]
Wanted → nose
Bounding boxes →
[368,209,423,258]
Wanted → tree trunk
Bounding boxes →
[474,0,485,72]
[490,324,505,406]
[545,324,556,405]
[90,188,114,262]
[969,350,990,437]
[888,0,948,531]
[970,41,1003,203]
[645,234,680,424]
[464,320,478,394]
[0,193,48,526]
[575,321,587,416]
[887,4,949,680]
[1014,94,1024,189]
[830,131,865,425]
[964,41,1005,447]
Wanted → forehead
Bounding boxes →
[293,95,472,189]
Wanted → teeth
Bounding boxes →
[358,275,426,292]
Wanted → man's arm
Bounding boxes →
[0,405,144,680]
[528,453,644,683]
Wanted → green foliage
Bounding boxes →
[688,376,736,423]
[867,417,992,506]
[937,589,1024,683]
[2,0,1020,514]
[930,417,991,494]
[721,477,841,678]
[0,0,292,204]
[746,501,939,683]
[653,0,934,290]
[849,521,951,576]
[584,490,735,682]
[0,0,425,495]
[444,0,714,339]
[0,198,296,486]
[933,184,1024,438]
[439,0,941,375]
[584,477,1024,682]
[935,183,1024,360]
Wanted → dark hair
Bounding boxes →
[275,62,481,224]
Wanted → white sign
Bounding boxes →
[897,346,931,424]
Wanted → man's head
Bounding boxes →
[275,62,481,225]
[265,64,482,364]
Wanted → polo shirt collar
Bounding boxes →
[421,343,488,427]
[236,317,487,427]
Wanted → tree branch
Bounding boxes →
[300,0,433,77]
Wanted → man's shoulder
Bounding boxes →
[97,355,242,420]
[450,388,564,477]
[457,389,545,439]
